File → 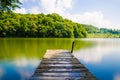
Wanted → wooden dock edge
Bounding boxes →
[30,50,97,80]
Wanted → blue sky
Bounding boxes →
[14,0,120,29]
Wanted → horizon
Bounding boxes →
[14,0,120,29]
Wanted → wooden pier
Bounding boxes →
[30,50,97,80]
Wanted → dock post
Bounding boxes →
[71,41,75,53]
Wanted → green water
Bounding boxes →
[0,38,93,60]
[0,38,93,80]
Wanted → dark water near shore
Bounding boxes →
[0,38,120,80]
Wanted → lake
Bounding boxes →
[0,38,120,80]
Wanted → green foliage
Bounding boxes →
[0,0,21,13]
[0,12,87,38]
[100,28,120,34]
[83,24,120,38]
[87,34,120,38]
[82,24,100,34]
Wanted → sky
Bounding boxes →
[14,0,120,29]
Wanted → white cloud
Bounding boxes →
[114,74,120,80]
[14,8,27,14]
[29,6,41,14]
[62,0,73,9]
[0,67,4,77]
[29,58,40,67]
[40,0,73,14]
[40,0,56,13]
[14,57,40,67]
[63,11,117,29]
[17,69,32,80]
[14,57,28,67]
[20,0,37,3]
[39,0,118,29]
[17,0,119,29]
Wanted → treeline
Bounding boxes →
[83,24,120,38]
[0,0,120,38]
[0,12,87,38]
[1,12,120,38]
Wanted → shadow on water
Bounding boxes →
[0,38,96,80]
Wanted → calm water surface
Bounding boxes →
[0,38,120,80]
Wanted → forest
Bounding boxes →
[0,0,120,38]
[1,12,120,38]
[0,12,87,38]
[83,24,120,38]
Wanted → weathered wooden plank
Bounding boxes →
[41,61,80,64]
[43,50,69,58]
[39,63,84,67]
[37,66,85,69]
[30,50,97,80]
[42,58,78,61]
[30,77,97,80]
[30,76,84,80]
[35,68,88,72]
[42,58,79,61]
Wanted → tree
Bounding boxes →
[0,0,21,13]
[0,12,88,38]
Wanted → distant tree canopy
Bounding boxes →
[0,0,21,13]
[83,24,120,34]
[0,12,87,38]
[82,24,120,38]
